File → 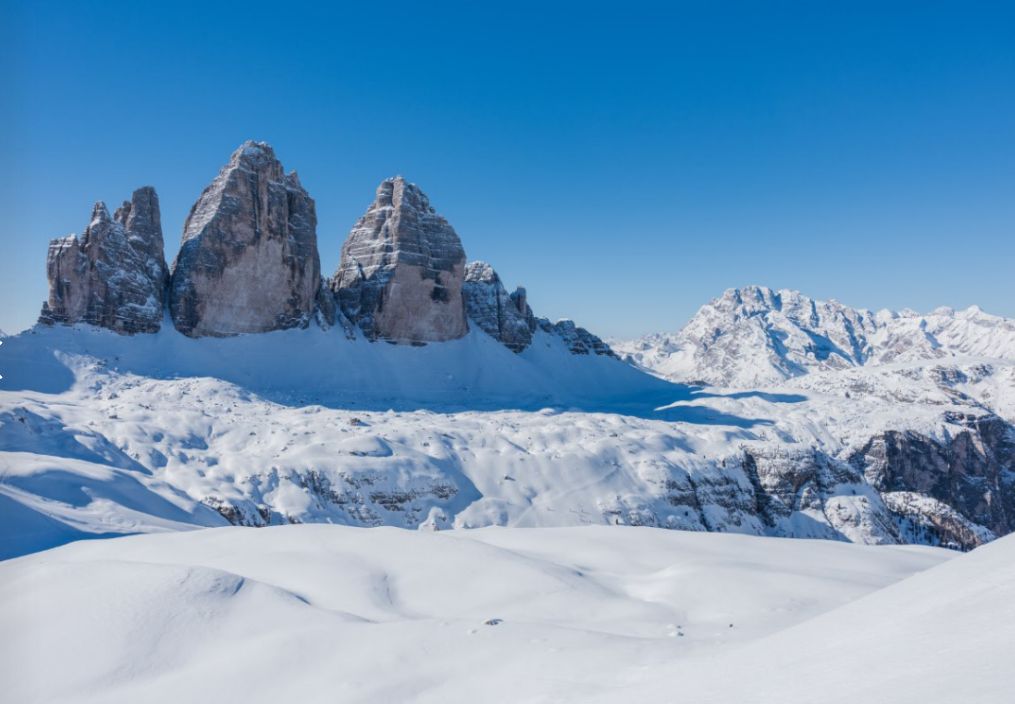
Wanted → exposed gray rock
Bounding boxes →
[849,413,1015,548]
[881,491,995,551]
[462,261,614,356]
[313,280,356,339]
[314,280,338,329]
[538,318,616,357]
[39,187,168,334]
[331,177,468,343]
[462,261,535,352]
[169,141,320,337]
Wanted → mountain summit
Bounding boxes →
[169,141,321,337]
[332,176,468,343]
[39,187,168,334]
[614,285,1015,387]
[36,141,613,357]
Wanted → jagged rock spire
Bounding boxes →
[169,141,322,337]
[331,176,468,343]
[39,186,168,334]
[462,261,535,352]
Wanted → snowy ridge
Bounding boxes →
[613,285,1015,387]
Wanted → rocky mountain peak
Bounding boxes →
[169,141,321,337]
[463,261,535,352]
[378,175,433,212]
[460,260,614,356]
[32,144,616,353]
[331,176,468,343]
[230,140,281,172]
[89,201,112,227]
[464,261,498,283]
[113,186,161,244]
[614,286,1015,387]
[39,187,169,334]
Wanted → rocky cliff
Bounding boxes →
[39,187,168,334]
[540,319,616,357]
[848,413,1015,547]
[169,141,321,337]
[462,260,615,356]
[331,177,468,343]
[462,261,535,352]
[34,143,614,353]
[609,288,1015,549]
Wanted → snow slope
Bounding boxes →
[607,528,1015,704]
[2,318,1013,558]
[0,524,956,704]
[0,319,667,411]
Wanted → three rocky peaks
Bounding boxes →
[40,141,611,356]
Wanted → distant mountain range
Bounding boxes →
[612,285,1015,388]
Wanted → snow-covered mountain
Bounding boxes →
[3,148,1014,704]
[612,285,1015,388]
[3,143,1015,560]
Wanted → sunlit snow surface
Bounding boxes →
[2,321,1014,702]
[1,524,980,704]
[2,322,1014,557]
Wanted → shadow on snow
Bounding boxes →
[0,324,803,428]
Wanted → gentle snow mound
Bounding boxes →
[607,530,1015,704]
[0,525,952,704]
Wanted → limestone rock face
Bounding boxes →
[169,141,320,337]
[39,187,168,334]
[539,318,616,357]
[332,177,467,343]
[461,260,614,356]
[849,414,1015,547]
[462,261,535,352]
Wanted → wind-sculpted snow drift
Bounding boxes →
[3,144,1014,560]
[1,525,974,704]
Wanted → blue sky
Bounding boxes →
[2,1,1013,337]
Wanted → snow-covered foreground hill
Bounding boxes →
[3,524,984,704]
[609,527,1015,704]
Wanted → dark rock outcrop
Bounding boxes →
[169,141,320,337]
[539,318,616,357]
[462,261,614,356]
[462,261,535,352]
[849,413,1015,548]
[39,187,168,334]
[331,177,468,343]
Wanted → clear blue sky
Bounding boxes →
[2,1,1013,338]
